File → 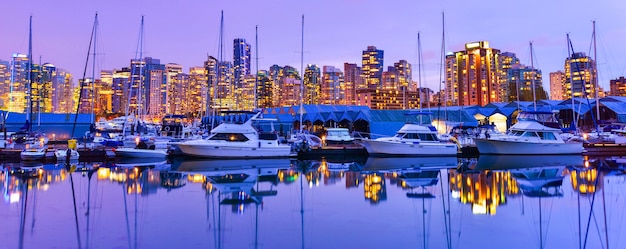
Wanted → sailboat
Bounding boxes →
[57,13,102,161]
[19,16,46,161]
[114,16,167,159]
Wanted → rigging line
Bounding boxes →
[68,167,83,249]
[602,179,610,249]
[439,171,451,249]
[568,37,598,132]
[71,13,96,139]
[583,169,602,249]
[578,187,582,249]
[122,181,132,249]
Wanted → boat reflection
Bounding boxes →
[114,157,169,169]
[361,156,459,172]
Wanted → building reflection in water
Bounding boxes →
[449,168,519,215]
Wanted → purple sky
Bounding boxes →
[1,0,625,92]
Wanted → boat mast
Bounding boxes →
[138,16,145,127]
[27,15,32,134]
[211,11,224,129]
[567,33,576,128]
[91,13,99,124]
[530,41,537,111]
[417,31,423,123]
[592,21,600,122]
[255,25,259,110]
[299,14,304,133]
[71,13,97,139]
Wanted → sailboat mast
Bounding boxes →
[567,34,575,126]
[530,41,537,111]
[138,16,144,124]
[593,21,600,122]
[27,15,32,133]
[417,32,422,109]
[299,14,304,133]
[417,31,423,123]
[255,25,259,110]
[91,13,98,124]
[71,13,96,139]
[211,11,224,129]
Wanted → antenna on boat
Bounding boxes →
[299,14,304,133]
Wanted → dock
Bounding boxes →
[583,142,626,156]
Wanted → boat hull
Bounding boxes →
[114,148,168,158]
[358,139,458,156]
[54,149,80,161]
[177,141,293,158]
[473,138,583,155]
[20,151,45,161]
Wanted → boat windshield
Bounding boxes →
[396,132,439,141]
[209,133,249,142]
[328,130,348,137]
[507,130,525,136]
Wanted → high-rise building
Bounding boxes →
[446,41,501,106]
[564,52,597,99]
[51,69,73,113]
[233,38,251,86]
[362,46,384,89]
[256,70,274,109]
[98,70,113,114]
[111,67,131,114]
[343,63,364,106]
[0,60,10,109]
[610,76,626,96]
[165,64,184,115]
[9,53,29,113]
[549,71,566,100]
[498,52,520,102]
[321,66,344,105]
[505,64,545,102]
[393,60,412,90]
[304,64,321,105]
[189,66,208,116]
[144,57,166,119]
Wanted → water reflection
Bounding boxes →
[2,155,626,248]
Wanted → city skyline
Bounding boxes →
[1,0,625,92]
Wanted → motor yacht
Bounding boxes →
[473,111,584,155]
[358,116,458,156]
[176,112,293,158]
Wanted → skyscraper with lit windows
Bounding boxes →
[321,66,344,105]
[445,41,501,106]
[362,46,384,89]
[0,60,10,109]
[550,71,566,100]
[233,38,251,84]
[304,64,321,105]
[564,52,596,99]
[343,63,363,106]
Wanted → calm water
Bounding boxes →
[1,155,625,249]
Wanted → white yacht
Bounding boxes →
[473,112,583,155]
[324,128,354,145]
[358,122,458,156]
[176,112,293,158]
[20,147,46,161]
